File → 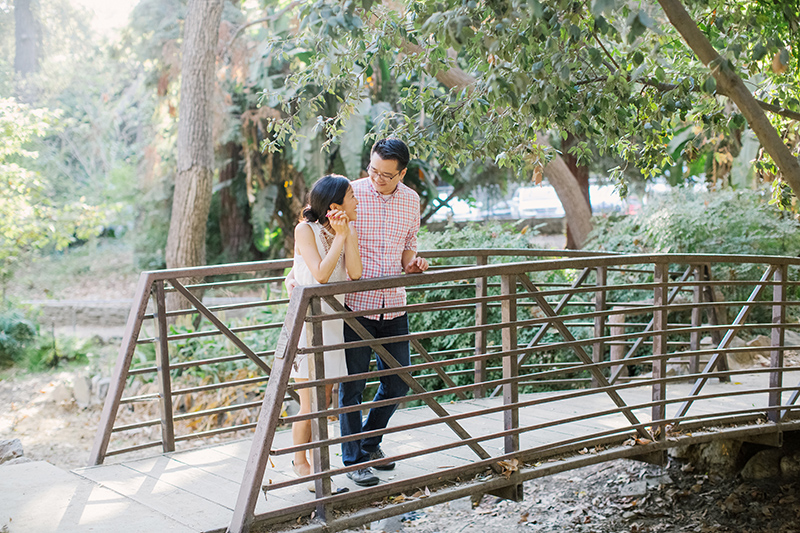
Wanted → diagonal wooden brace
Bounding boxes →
[322,296,498,469]
[169,279,299,402]
[673,265,777,423]
[516,274,653,441]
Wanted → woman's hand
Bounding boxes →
[327,209,351,236]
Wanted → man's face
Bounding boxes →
[367,152,406,195]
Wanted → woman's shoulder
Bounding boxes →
[295,220,316,237]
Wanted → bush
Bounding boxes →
[0,310,37,367]
[586,188,800,256]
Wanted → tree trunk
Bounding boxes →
[165,0,223,309]
[563,133,592,250]
[400,39,593,247]
[657,0,800,198]
[218,141,256,261]
[14,0,38,76]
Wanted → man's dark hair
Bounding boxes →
[371,138,410,170]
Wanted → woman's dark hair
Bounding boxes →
[301,174,351,223]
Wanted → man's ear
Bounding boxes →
[398,168,408,182]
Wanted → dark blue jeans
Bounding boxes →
[339,313,410,466]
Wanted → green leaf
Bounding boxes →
[590,0,616,17]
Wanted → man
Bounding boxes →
[338,138,428,486]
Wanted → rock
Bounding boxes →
[618,480,647,497]
[448,496,474,512]
[0,438,25,464]
[94,377,111,404]
[73,375,93,409]
[48,383,73,404]
[785,330,800,347]
[2,456,33,466]
[371,514,404,532]
[740,449,783,480]
[780,452,800,479]
[669,439,742,476]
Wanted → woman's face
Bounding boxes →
[336,186,358,221]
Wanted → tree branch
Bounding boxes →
[575,75,800,122]
[656,0,800,196]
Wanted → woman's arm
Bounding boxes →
[295,222,348,284]
[344,223,362,280]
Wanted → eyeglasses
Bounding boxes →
[366,165,402,182]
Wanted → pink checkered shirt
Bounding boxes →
[346,177,420,320]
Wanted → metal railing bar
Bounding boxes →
[674,264,778,423]
[488,267,593,398]
[321,295,496,466]
[166,279,279,387]
[111,400,266,433]
[119,376,271,404]
[142,297,290,320]
[609,265,694,385]
[89,272,154,466]
[128,351,275,376]
[164,275,288,292]
[105,440,163,457]
[517,273,649,440]
[140,321,284,344]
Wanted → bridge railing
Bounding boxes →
[87,251,800,533]
[226,253,800,532]
[89,248,602,464]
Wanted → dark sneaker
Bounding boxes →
[368,447,396,471]
[347,467,379,487]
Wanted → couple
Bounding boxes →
[287,138,429,488]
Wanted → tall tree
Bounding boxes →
[13,0,37,77]
[166,0,224,287]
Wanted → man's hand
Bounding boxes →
[404,256,429,274]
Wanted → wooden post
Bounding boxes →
[309,297,331,519]
[501,274,518,454]
[652,262,668,440]
[474,255,488,399]
[153,280,175,453]
[769,265,786,423]
[608,308,628,378]
[689,265,702,375]
[592,266,607,388]
[702,265,731,382]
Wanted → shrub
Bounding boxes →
[0,310,37,367]
[586,188,800,256]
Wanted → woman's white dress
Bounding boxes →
[290,221,349,380]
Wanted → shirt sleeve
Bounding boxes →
[404,193,420,251]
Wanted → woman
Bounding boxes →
[290,175,361,487]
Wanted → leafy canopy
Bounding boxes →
[261,0,800,198]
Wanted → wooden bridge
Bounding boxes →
[12,249,800,532]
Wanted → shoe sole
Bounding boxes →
[347,475,380,487]
[373,464,395,471]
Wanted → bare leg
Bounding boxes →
[292,379,311,475]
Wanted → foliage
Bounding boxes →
[411,223,585,399]
[0,309,36,367]
[256,0,800,205]
[586,188,800,256]
[0,98,109,291]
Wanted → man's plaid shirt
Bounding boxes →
[345,177,420,320]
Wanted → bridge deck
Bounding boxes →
[3,372,790,533]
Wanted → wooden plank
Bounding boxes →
[74,463,233,531]
[1,461,197,533]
